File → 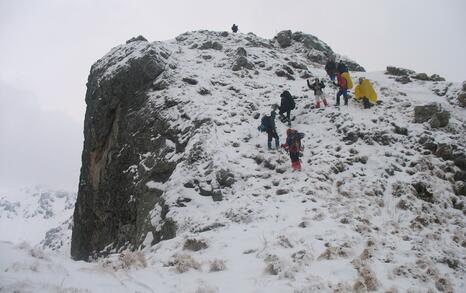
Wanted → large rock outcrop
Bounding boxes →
[71,30,367,261]
[71,38,179,260]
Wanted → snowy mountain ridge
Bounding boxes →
[1,30,465,292]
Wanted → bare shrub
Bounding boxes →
[119,250,147,269]
[169,254,201,273]
[209,259,226,272]
[29,247,46,259]
[183,239,208,251]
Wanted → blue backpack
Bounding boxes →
[258,115,272,132]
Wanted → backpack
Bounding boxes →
[258,115,272,132]
[342,72,353,89]
[289,97,296,110]
[288,131,304,150]
[338,62,348,73]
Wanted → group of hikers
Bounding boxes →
[258,58,379,171]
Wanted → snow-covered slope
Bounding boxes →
[1,30,465,292]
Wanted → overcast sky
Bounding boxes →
[1,0,465,190]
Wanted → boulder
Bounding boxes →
[236,47,247,57]
[458,92,466,108]
[282,65,294,75]
[126,35,148,44]
[291,31,333,55]
[414,103,439,123]
[412,182,434,203]
[275,70,295,80]
[344,59,366,72]
[275,30,292,48]
[182,77,198,85]
[436,144,453,161]
[199,41,223,50]
[300,71,313,79]
[288,61,307,70]
[216,169,236,187]
[232,56,254,71]
[395,76,412,84]
[429,110,450,128]
[385,66,415,76]
[454,181,466,196]
[430,74,445,82]
[412,73,430,81]
[463,81,466,92]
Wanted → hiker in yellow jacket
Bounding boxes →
[354,77,377,109]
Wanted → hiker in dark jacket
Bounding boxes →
[231,24,238,33]
[307,78,328,108]
[281,128,303,171]
[279,90,295,126]
[325,58,337,81]
[337,61,348,74]
[266,111,279,150]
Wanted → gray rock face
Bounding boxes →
[71,40,180,261]
[216,169,236,187]
[126,35,148,44]
[385,66,415,76]
[430,74,445,82]
[430,110,450,128]
[236,47,247,57]
[232,56,254,71]
[292,31,333,56]
[458,93,466,108]
[412,73,430,81]
[414,103,450,128]
[275,30,292,48]
[395,76,412,84]
[199,41,223,50]
[343,59,366,72]
[414,103,440,123]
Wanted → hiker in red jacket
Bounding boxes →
[336,72,349,106]
[281,128,303,171]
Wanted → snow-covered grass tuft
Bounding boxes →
[209,259,226,272]
[100,250,147,270]
[194,284,218,293]
[169,253,201,273]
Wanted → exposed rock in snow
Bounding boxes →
[385,66,416,76]
[275,30,292,48]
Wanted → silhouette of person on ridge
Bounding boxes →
[231,24,238,33]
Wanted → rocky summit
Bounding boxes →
[64,30,466,291]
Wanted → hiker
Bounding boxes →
[337,61,349,74]
[354,77,378,109]
[258,111,280,150]
[279,90,295,126]
[335,71,353,106]
[325,58,337,81]
[281,128,303,171]
[307,78,328,108]
[231,24,238,33]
